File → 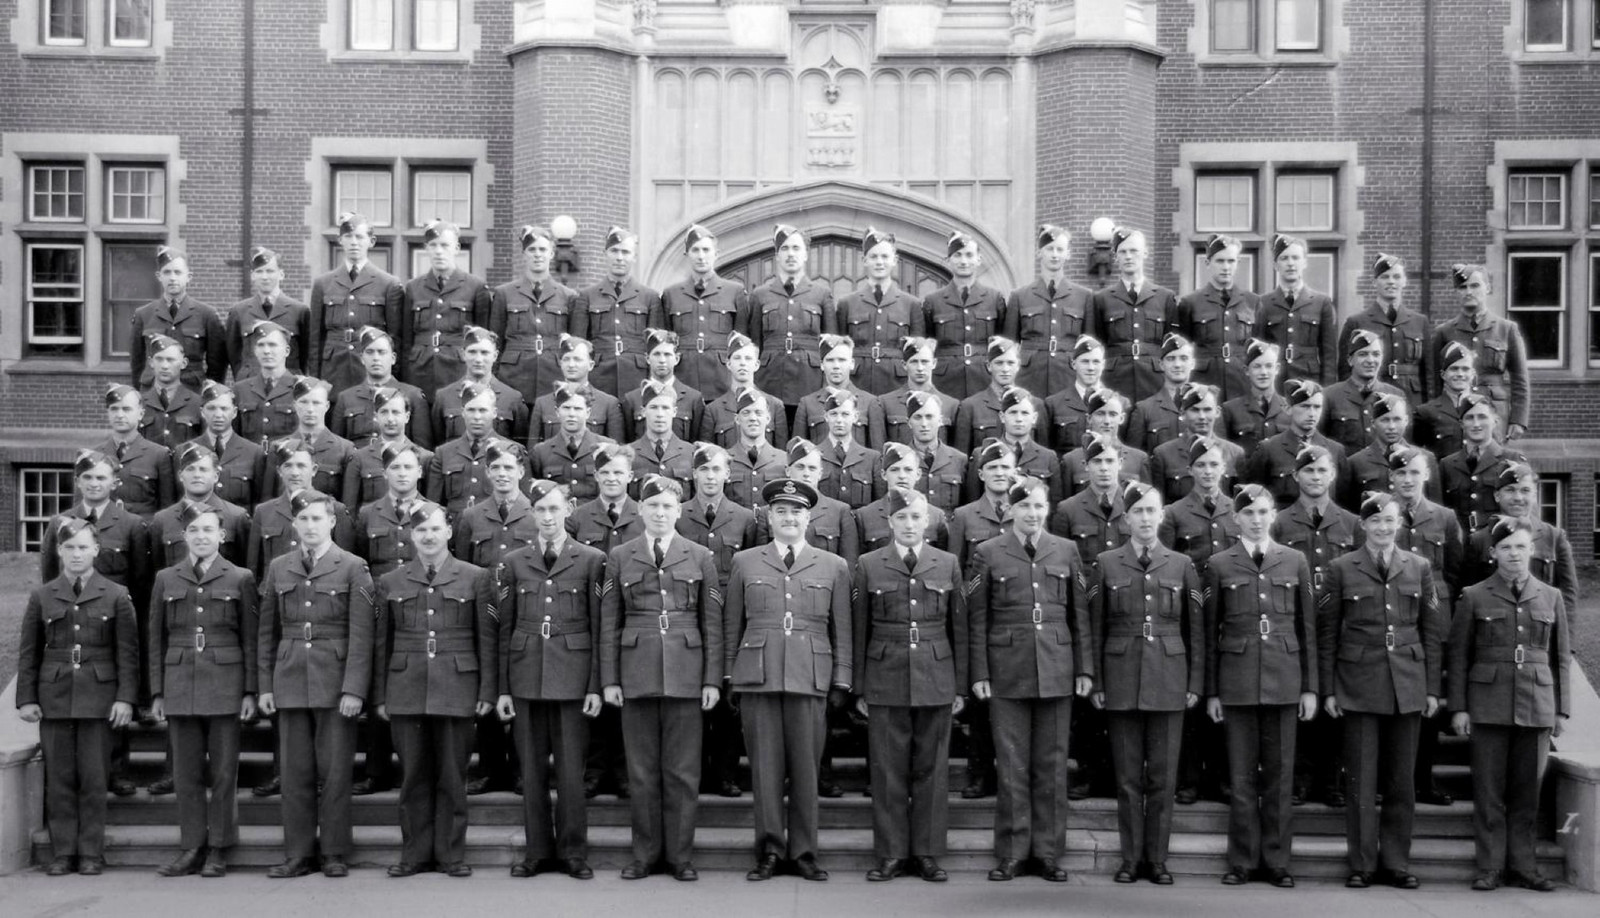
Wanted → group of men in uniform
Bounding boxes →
[12,215,1572,893]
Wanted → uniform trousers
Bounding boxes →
[1107,710,1185,864]
[867,703,952,858]
[473,710,518,788]
[1469,724,1549,875]
[359,712,396,787]
[701,697,744,791]
[585,705,628,792]
[621,697,703,866]
[278,707,357,858]
[1342,711,1420,873]
[40,719,113,859]
[511,698,589,860]
[391,714,473,865]
[169,715,241,850]
[1071,703,1113,793]
[1180,707,1229,797]
[962,698,996,788]
[989,696,1070,861]
[740,692,826,859]
[1293,716,1343,800]
[1223,704,1296,871]
[1413,708,1449,792]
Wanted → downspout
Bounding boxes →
[1419,0,1435,316]
[240,0,256,297]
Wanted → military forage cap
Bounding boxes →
[727,330,758,355]
[178,502,222,528]
[250,246,278,270]
[1271,233,1304,259]
[999,386,1033,413]
[946,231,977,258]
[526,479,564,506]
[1296,443,1334,471]
[146,333,182,356]
[55,517,96,545]
[1373,252,1405,277]
[1161,332,1193,359]
[973,437,1013,470]
[421,218,458,243]
[1386,443,1425,471]
[1187,436,1223,466]
[175,443,215,471]
[1037,223,1069,248]
[1072,334,1105,359]
[458,381,494,407]
[1006,475,1050,507]
[358,325,391,352]
[1359,490,1399,520]
[336,211,365,236]
[1245,338,1278,366]
[1348,328,1384,354]
[734,387,764,415]
[1460,392,1495,415]
[987,335,1019,363]
[272,437,312,465]
[1489,515,1533,546]
[518,224,552,248]
[1285,378,1323,406]
[201,381,233,406]
[105,383,139,407]
[885,486,924,517]
[1110,225,1139,252]
[762,477,818,509]
[1179,383,1217,413]
[684,223,715,252]
[1083,432,1118,461]
[1451,262,1486,288]
[1497,461,1537,490]
[558,332,591,358]
[819,334,854,359]
[1086,388,1124,415]
[289,490,332,519]
[1206,234,1241,259]
[462,325,497,349]
[372,386,409,413]
[1370,392,1408,419]
[1442,340,1476,368]
[595,443,634,471]
[638,474,683,503]
[380,441,419,469]
[645,327,679,353]
[486,438,523,465]
[692,441,726,469]
[552,382,591,407]
[405,500,447,528]
[606,226,637,250]
[821,387,857,412]
[901,336,936,360]
[881,441,917,470]
[1232,483,1273,513]
[773,224,804,251]
[640,381,677,406]
[75,449,118,477]
[905,390,938,419]
[861,226,895,253]
[1122,478,1158,509]
[251,319,291,344]
[786,437,821,466]
[155,245,183,268]
[291,376,329,401]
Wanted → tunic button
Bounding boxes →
[304,601,312,607]
[1145,594,1152,601]
[428,631,435,637]
[1259,593,1267,599]
[427,587,434,594]
[546,580,553,585]
[1516,625,1523,632]
[910,599,917,605]
[428,610,434,616]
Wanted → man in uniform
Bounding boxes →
[245,437,357,578]
[838,227,925,396]
[569,444,645,557]
[1430,263,1530,440]
[531,336,627,443]
[1244,379,1349,508]
[1050,432,1133,560]
[1340,394,1442,510]
[1203,484,1318,887]
[744,224,834,411]
[882,336,959,447]
[854,442,950,553]
[854,488,966,883]
[266,377,355,500]
[498,480,607,879]
[1090,227,1177,406]
[628,382,696,499]
[342,385,435,512]
[431,327,530,445]
[967,476,1092,881]
[698,333,789,448]
[256,492,374,879]
[227,246,309,379]
[150,444,250,570]
[491,225,581,400]
[99,383,176,518]
[309,212,404,396]
[620,328,706,444]
[1338,254,1433,409]
[130,246,226,391]
[183,382,268,509]
[1319,491,1444,889]
[600,476,723,881]
[1176,234,1260,404]
[1149,384,1244,506]
[139,334,203,451]
[330,327,432,451]
[814,388,884,508]
[528,384,616,504]
[904,390,967,514]
[1438,394,1529,535]
[951,336,1045,455]
[724,478,853,881]
[662,224,748,402]
[794,335,888,448]
[1254,234,1338,388]
[1058,390,1150,499]
[576,226,665,397]
[722,390,789,510]
[925,231,1006,400]
[966,389,1060,505]
[1323,329,1407,457]
[425,383,521,519]
[373,501,497,878]
[1220,339,1291,456]
[1126,333,1196,455]
[1414,341,1479,460]
[1042,335,1110,453]
[400,219,492,395]
[1008,223,1091,397]
[234,322,300,449]
[1450,518,1569,893]
[1462,463,1577,614]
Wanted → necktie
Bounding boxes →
[158,389,170,409]
[73,577,83,596]
[213,435,225,458]
[1403,509,1414,530]
[498,501,510,524]
[1139,546,1152,570]
[470,436,483,457]
[1261,396,1271,416]
[784,279,796,298]
[348,265,359,283]
[1252,547,1264,569]
[193,561,205,582]
[1386,305,1396,324]
[903,547,918,571]
[1310,507,1323,530]
[543,540,557,571]
[1024,537,1036,559]
[1099,496,1113,518]
[436,273,448,294]
[694,279,706,298]
[1219,287,1231,309]
[115,441,128,460]
[1284,290,1296,307]
[531,282,542,302]
[607,503,620,524]
[959,286,970,305]
[873,285,884,305]
[1047,280,1057,301]
[747,446,761,467]
[783,545,796,569]
[1203,496,1216,515]
[426,563,437,583]
[567,438,580,459]
[302,552,315,576]
[834,441,847,467]
[1377,553,1390,580]
[1467,449,1480,472]
[654,439,665,461]
[705,502,717,527]
[167,299,179,321]
[653,539,665,568]
[612,280,623,299]
[1511,579,1523,604]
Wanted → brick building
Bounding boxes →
[2,0,1598,553]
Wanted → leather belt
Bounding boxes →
[870,620,947,644]
[1108,624,1183,640]
[392,634,476,654]
[172,632,239,652]
[1388,363,1420,377]
[518,619,587,639]
[1343,626,1421,649]
[288,621,350,642]
[625,611,692,632]
[44,646,112,664]
[1476,646,1549,664]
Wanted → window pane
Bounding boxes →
[350,0,395,50]
[110,0,152,46]
[1589,172,1600,228]
[330,241,392,273]
[1195,174,1255,232]
[1538,478,1563,527]
[46,0,86,43]
[1275,173,1335,231]
[1275,0,1321,50]
[105,243,162,358]
[411,245,471,277]
[1507,252,1566,363]
[1305,251,1336,295]
[28,165,85,221]
[27,244,85,354]
[1589,253,1600,365]
[414,0,459,51]
[1508,173,1566,229]
[19,468,77,552]
[1212,0,1254,51]
[1525,0,1569,50]
[107,166,166,223]
[412,171,472,227]
[334,168,393,226]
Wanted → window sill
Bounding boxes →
[327,49,472,65]
[1195,54,1339,69]
[19,45,162,61]
[1511,50,1600,65]
[5,359,129,377]
[14,222,170,239]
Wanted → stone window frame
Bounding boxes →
[10,0,170,60]
[1189,0,1349,67]
[1509,0,1600,61]
[323,0,480,64]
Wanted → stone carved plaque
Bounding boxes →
[805,104,858,168]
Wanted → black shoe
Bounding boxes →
[747,853,779,881]
[961,778,995,799]
[620,860,651,880]
[563,857,593,879]
[252,775,280,797]
[1470,870,1501,891]
[110,777,137,797]
[1038,862,1070,883]
[440,862,472,878]
[387,862,426,877]
[267,857,315,879]
[1265,868,1295,888]
[352,778,386,796]
[1345,871,1371,889]
[200,849,227,878]
[1379,869,1419,889]
[914,856,947,882]
[78,856,104,876]
[988,857,1022,881]
[1066,780,1092,801]
[1416,786,1454,806]
[465,777,492,796]
[1150,862,1174,885]
[322,855,348,878]
[794,854,828,881]
[1175,786,1199,806]
[1221,867,1249,886]
[509,861,533,877]
[514,776,524,795]
[1113,861,1138,883]
[147,776,175,796]
[614,779,630,800]
[671,862,698,882]
[717,780,742,798]
[1506,870,1556,892]
[818,779,844,799]
[866,857,905,882]
[44,856,75,876]
[1324,788,1347,808]
[1290,789,1306,806]
[583,778,601,799]
[156,847,204,877]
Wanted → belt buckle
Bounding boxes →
[342,329,354,343]
[1222,343,1231,360]
[962,343,973,358]
[1141,621,1153,641]
[1285,343,1296,362]
[302,622,313,641]
[1313,569,1325,591]
[908,624,921,645]
[426,637,438,656]
[540,621,552,639]
[1258,617,1272,636]
[1130,341,1142,358]
[658,613,671,632]
[1468,511,1481,532]
[782,612,794,634]
[1514,645,1526,664]
[696,334,706,353]
[1048,337,1058,356]
[70,646,82,665]
[870,343,881,360]
[534,337,544,355]
[1388,361,1398,378]
[195,632,206,652]
[431,331,441,349]
[1031,604,1043,625]
[1384,632,1397,651]
[784,334,794,354]
[615,339,626,356]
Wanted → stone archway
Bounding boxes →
[642,179,1019,293]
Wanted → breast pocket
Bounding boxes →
[1475,611,1510,645]
[622,302,652,335]
[1400,332,1424,362]
[504,304,536,337]
[1529,604,1555,645]
[1481,338,1508,373]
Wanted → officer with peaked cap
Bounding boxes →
[310,212,404,396]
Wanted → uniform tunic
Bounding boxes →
[745,276,835,407]
[130,294,227,390]
[950,387,1047,457]
[226,292,311,379]
[1338,303,1433,408]
[341,438,434,511]
[177,432,269,508]
[528,430,617,504]
[98,435,176,517]
[531,385,627,444]
[661,273,748,401]
[724,441,788,511]
[150,495,250,569]
[1007,278,1092,397]
[399,269,493,395]
[308,264,405,396]
[1429,314,1530,432]
[244,490,356,578]
[1149,433,1245,506]
[1254,287,1338,388]
[1048,489,1130,563]
[697,387,789,449]
[233,373,298,449]
[490,277,581,400]
[837,283,926,396]
[265,429,356,500]
[1438,440,1530,536]
[1057,443,1151,499]
[1174,285,1261,404]
[568,496,645,556]
[853,498,949,554]
[431,376,530,445]
[1042,382,1097,453]
[140,385,203,451]
[425,436,524,518]
[620,379,706,445]
[794,383,888,450]
[330,379,433,450]
[1319,378,1406,456]
[1242,430,1348,509]
[1090,281,1178,406]
[575,277,666,398]
[1412,392,1471,460]
[1126,388,1184,456]
[1220,391,1292,457]
[924,282,1006,400]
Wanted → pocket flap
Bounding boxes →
[563,632,593,650]
[1468,662,1498,684]
[742,631,767,649]
[211,646,243,665]
[92,658,118,682]
[621,630,641,647]
[931,640,952,660]
[389,654,409,672]
[1161,635,1187,657]
[1220,635,1248,654]
[1105,635,1131,654]
[1338,643,1365,663]
[454,653,479,672]
[867,639,889,660]
[1534,666,1554,686]
[164,647,185,665]
[683,630,703,649]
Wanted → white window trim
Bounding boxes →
[1275,172,1336,233]
[18,466,77,552]
[410,169,472,228]
[1538,476,1566,527]
[105,164,166,225]
[1509,171,1569,231]
[1507,250,1569,369]
[1273,0,1322,51]
[25,242,87,347]
[1525,0,1572,52]
[42,0,86,45]
[1,132,186,369]
[1507,0,1600,61]
[321,0,479,64]
[1588,251,1600,367]
[1190,0,1349,66]
[1195,173,1257,234]
[10,0,169,59]
[105,0,152,48]
[26,163,86,223]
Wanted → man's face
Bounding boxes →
[1275,244,1305,286]
[767,503,809,541]
[251,259,283,296]
[1492,529,1533,578]
[882,457,920,492]
[1248,356,1279,391]
[1375,266,1407,301]
[1362,502,1401,549]
[560,346,595,381]
[1442,360,1476,394]
[524,238,554,276]
[463,340,497,378]
[1072,349,1104,387]
[908,403,943,445]
[184,514,221,561]
[77,464,116,503]
[1088,453,1121,490]
[1191,452,1225,492]
[276,451,313,492]
[254,334,287,373]
[361,337,396,380]
[57,529,100,575]
[727,347,758,384]
[989,350,1019,388]
[557,397,591,435]
[149,348,185,385]
[374,395,410,438]
[788,453,823,487]
[1290,395,1323,432]
[202,396,237,434]
[179,458,218,498]
[1038,239,1069,275]
[777,238,807,276]
[889,503,927,547]
[1208,247,1240,288]
[1391,456,1429,500]
[688,238,717,275]
[1462,403,1497,443]
[532,489,571,540]
[824,404,856,440]
[948,244,980,280]
[107,394,142,434]
[1295,456,1335,499]
[293,502,335,548]
[822,349,854,386]
[1458,271,1489,313]
[1374,410,1408,445]
[1351,344,1384,380]
[864,241,896,281]
[487,453,523,496]
[737,403,769,442]
[409,509,452,559]
[979,454,1017,495]
[1001,402,1036,439]
[462,396,496,437]
[644,395,676,436]
[641,492,681,538]
[1235,498,1275,542]
[426,231,460,273]
[904,350,935,386]
[384,451,421,496]
[1184,398,1219,435]
[694,455,730,497]
[1161,348,1194,384]
[1497,479,1536,519]
[1115,236,1146,277]
[1011,488,1048,536]
[294,387,329,429]
[647,344,679,380]
[596,459,632,499]
[158,258,190,297]
[340,224,375,262]
[607,238,639,279]
[1126,497,1161,542]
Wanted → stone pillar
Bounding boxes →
[1554,754,1600,891]
[0,678,44,875]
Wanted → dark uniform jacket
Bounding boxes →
[1319,378,1406,456]
[400,268,493,394]
[852,544,967,706]
[600,535,725,697]
[18,573,139,718]
[1429,315,1530,430]
[1126,388,1184,455]
[1048,489,1130,564]
[677,494,760,589]
[308,263,405,394]
[355,495,424,579]
[966,531,1091,698]
[795,383,888,450]
[818,440,883,508]
[662,273,748,401]
[575,277,666,396]
[1090,280,1178,405]
[568,496,645,556]
[452,493,540,572]
[1254,287,1338,387]
[342,438,434,511]
[532,385,626,444]
[911,441,967,514]
[149,557,258,717]
[1159,491,1240,578]
[1338,303,1433,408]
[1341,439,1443,510]
[1270,499,1361,592]
[257,544,375,708]
[1042,381,1097,453]
[227,292,310,378]
[854,499,949,555]
[233,373,298,448]
[1463,518,1577,614]
[837,283,926,396]
[99,435,176,517]
[528,429,616,504]
[140,385,203,451]
[628,435,696,500]
[425,436,524,517]
[1058,442,1151,498]
[946,496,1008,570]
[924,282,1006,400]
[40,502,151,591]
[499,539,607,700]
[330,379,433,450]
[749,495,860,566]
[723,543,853,695]
[1202,542,1317,705]
[432,376,530,445]
[1149,432,1245,505]
[244,490,355,578]
[266,429,355,499]
[881,386,960,447]
[130,294,227,390]
[1318,547,1443,714]
[620,379,706,444]
[1007,278,1092,397]
[724,441,789,510]
[1438,439,1529,535]
[698,387,789,449]
[1395,498,1465,602]
[177,432,268,508]
[950,386,1047,456]
[1174,285,1261,403]
[963,438,1061,505]
[374,557,497,717]
[490,276,581,400]
[745,276,835,406]
[1091,541,1204,710]
[1448,575,1569,727]
[1220,391,1291,457]
[1242,429,1348,508]
[1412,392,1471,460]
[150,496,250,569]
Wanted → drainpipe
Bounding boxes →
[1419,0,1435,316]
[239,0,256,296]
